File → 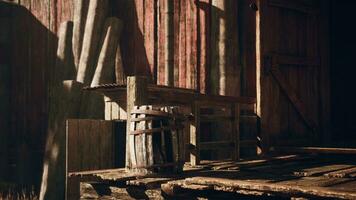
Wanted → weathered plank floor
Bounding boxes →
[70,154,356,199]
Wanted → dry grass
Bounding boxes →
[0,183,38,200]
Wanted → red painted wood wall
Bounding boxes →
[1,0,255,186]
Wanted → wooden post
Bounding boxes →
[231,103,240,161]
[126,76,148,169]
[91,17,123,87]
[190,101,200,166]
[76,0,108,84]
[72,0,89,70]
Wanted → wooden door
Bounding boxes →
[257,0,330,151]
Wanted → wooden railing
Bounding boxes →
[85,76,256,166]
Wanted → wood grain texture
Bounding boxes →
[66,119,124,200]
[196,0,211,94]
[186,0,198,90]
[3,0,331,195]
[115,43,126,84]
[77,155,356,199]
[126,76,148,169]
[157,0,166,85]
[66,119,115,172]
[144,0,156,82]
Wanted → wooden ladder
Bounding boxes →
[189,100,240,166]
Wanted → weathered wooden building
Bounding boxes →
[0,0,356,199]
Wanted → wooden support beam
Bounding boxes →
[85,84,257,106]
[190,101,200,166]
[126,76,148,169]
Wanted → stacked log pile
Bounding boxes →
[40,1,125,199]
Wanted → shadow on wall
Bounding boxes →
[0,1,58,195]
[195,0,240,96]
[111,0,152,81]
[1,0,154,196]
[195,0,241,160]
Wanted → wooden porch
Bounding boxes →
[69,154,356,199]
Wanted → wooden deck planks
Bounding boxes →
[294,164,355,177]
[73,155,356,199]
[180,177,356,199]
[70,155,356,199]
[325,167,356,178]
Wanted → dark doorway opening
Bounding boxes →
[330,0,356,146]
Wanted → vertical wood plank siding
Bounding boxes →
[2,0,244,184]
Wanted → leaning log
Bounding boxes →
[72,0,89,70]
[91,17,123,87]
[76,0,108,84]
[115,22,125,85]
[55,21,75,80]
[115,45,126,85]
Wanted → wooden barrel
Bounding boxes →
[128,105,184,174]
